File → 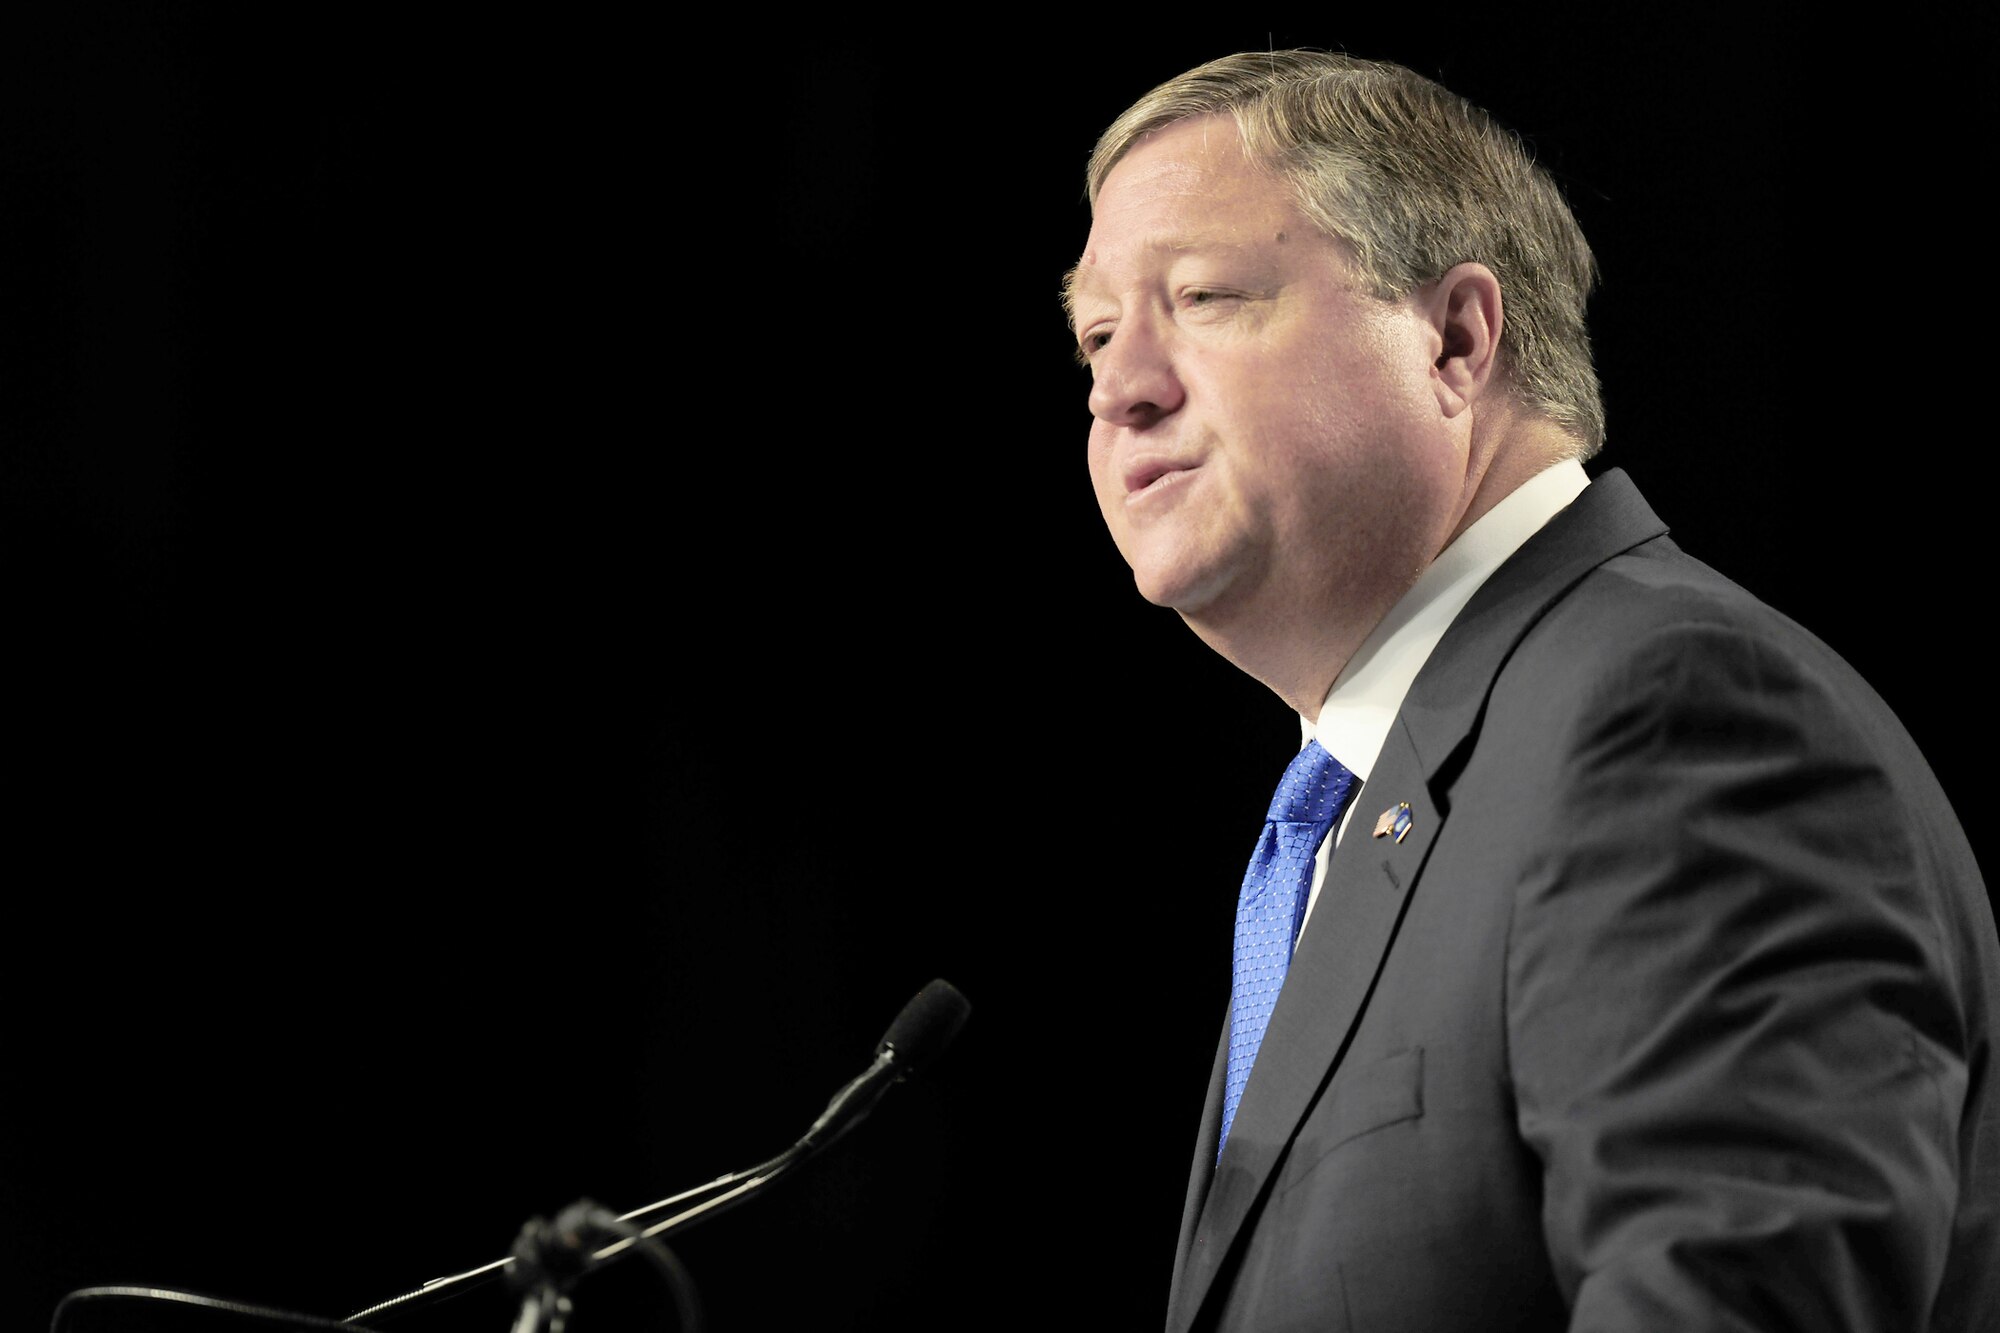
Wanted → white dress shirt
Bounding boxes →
[1296,458,1591,941]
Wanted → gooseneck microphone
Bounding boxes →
[806,975,974,1150]
[343,978,972,1325]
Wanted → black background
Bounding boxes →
[5,11,1989,1332]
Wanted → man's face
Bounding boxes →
[1072,115,1469,643]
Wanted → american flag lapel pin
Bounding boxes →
[1372,802,1413,844]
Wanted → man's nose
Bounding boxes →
[1087,319,1185,428]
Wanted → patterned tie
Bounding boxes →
[1219,739,1357,1162]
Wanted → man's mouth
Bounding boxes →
[1124,457,1195,499]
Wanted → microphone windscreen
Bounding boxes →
[876,978,971,1071]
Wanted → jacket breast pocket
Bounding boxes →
[1278,1046,1425,1194]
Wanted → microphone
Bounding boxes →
[346,978,971,1324]
[879,976,975,1071]
[801,978,973,1152]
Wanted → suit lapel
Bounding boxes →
[1168,724,1440,1332]
[1163,470,1668,1333]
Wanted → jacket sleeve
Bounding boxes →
[1505,617,1971,1331]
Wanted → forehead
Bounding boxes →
[1071,115,1307,301]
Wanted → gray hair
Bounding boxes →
[1086,51,1605,456]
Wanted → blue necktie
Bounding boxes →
[1219,739,1357,1162]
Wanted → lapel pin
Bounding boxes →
[1372,802,1413,844]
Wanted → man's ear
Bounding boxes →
[1423,262,1503,418]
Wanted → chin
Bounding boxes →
[1132,562,1233,618]
[1120,529,1254,616]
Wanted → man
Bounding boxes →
[1066,51,1998,1331]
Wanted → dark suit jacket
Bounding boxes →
[1166,471,2000,1331]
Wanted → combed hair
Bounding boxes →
[1087,51,1605,456]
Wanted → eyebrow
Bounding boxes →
[1061,231,1274,319]
[1060,231,1274,360]
[1059,264,1085,335]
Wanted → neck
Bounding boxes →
[1443,404,1573,548]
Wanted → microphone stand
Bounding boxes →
[349,980,967,1326]
[346,1157,778,1324]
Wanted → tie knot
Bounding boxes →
[1267,739,1354,827]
